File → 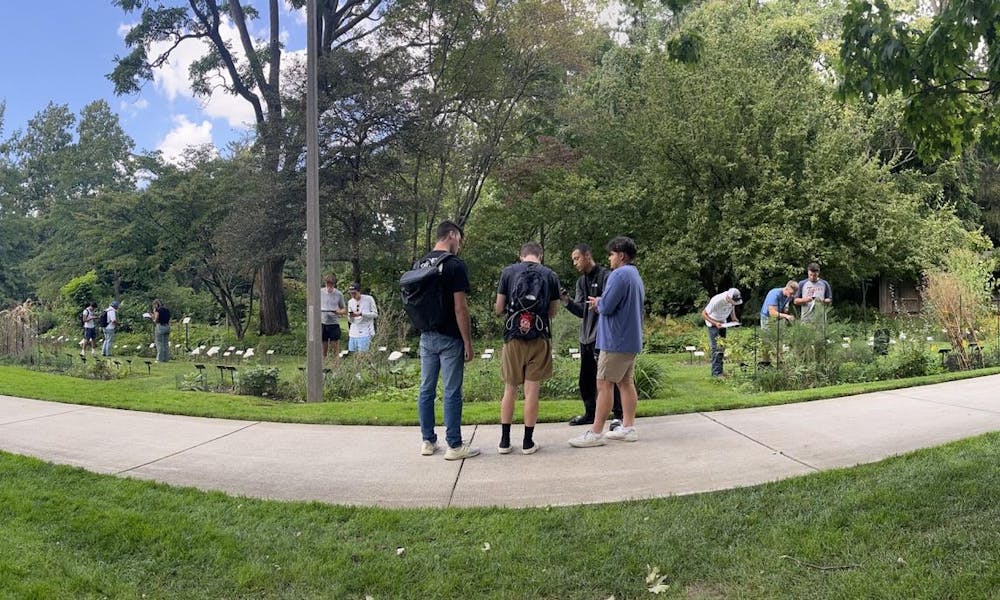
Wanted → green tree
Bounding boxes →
[839,0,1000,160]
[110,0,386,335]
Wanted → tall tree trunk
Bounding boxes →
[258,257,289,334]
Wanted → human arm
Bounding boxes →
[362,297,378,321]
[701,307,723,328]
[563,276,587,318]
[768,303,794,322]
[494,293,506,316]
[454,291,473,362]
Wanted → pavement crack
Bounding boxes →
[115,421,262,475]
[698,412,820,472]
[446,424,477,508]
[0,405,92,427]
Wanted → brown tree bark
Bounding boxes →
[258,256,289,334]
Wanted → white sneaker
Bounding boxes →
[606,426,638,442]
[444,443,481,460]
[609,419,623,432]
[498,443,512,455]
[569,430,606,448]
[421,440,439,456]
[521,442,540,455]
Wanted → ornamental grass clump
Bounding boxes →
[0,301,35,359]
[922,248,996,371]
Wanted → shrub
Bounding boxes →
[237,365,280,397]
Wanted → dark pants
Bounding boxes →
[580,342,622,420]
[708,325,725,376]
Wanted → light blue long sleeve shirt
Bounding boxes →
[596,264,645,353]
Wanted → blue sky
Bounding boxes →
[1,2,306,163]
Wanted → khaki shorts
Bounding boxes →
[597,351,636,384]
[501,338,553,385]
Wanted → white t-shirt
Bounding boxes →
[105,307,118,329]
[703,292,734,326]
[82,308,95,329]
[347,295,378,338]
[320,287,345,325]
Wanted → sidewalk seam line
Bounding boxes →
[697,412,820,472]
[0,405,93,427]
[446,424,477,508]
[115,421,262,475]
[883,390,1000,416]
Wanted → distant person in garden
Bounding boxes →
[101,300,120,357]
[81,302,97,356]
[495,241,561,455]
[570,236,645,448]
[760,281,798,328]
[320,275,347,364]
[414,220,480,461]
[759,280,798,364]
[561,243,623,428]
[794,262,832,322]
[701,288,742,378]
[346,282,378,353]
[151,299,171,362]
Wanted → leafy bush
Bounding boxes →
[237,365,280,397]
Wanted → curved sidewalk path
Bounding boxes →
[2,375,1000,509]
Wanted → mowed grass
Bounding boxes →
[2,433,1000,598]
[1,357,999,426]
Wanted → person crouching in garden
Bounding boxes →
[701,288,742,378]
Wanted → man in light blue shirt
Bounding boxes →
[760,281,798,328]
[570,236,645,448]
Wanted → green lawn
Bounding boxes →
[1,356,998,426]
[3,433,999,598]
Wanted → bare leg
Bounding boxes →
[522,380,540,427]
[500,383,519,423]
[590,379,615,434]
[617,376,638,428]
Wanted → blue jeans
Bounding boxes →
[155,324,171,362]
[102,327,115,356]
[417,331,465,449]
[707,325,724,376]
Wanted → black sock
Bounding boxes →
[523,425,534,448]
[500,423,511,447]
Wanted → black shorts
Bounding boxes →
[322,323,341,342]
[83,328,97,341]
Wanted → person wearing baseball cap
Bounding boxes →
[346,283,378,353]
[701,287,742,377]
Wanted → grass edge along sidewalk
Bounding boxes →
[2,362,1000,425]
[2,432,1000,598]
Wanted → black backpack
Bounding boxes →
[400,253,454,332]
[98,310,109,328]
[503,263,550,340]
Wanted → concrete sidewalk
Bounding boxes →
[2,375,999,508]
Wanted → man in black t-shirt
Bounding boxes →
[494,242,561,455]
[416,221,480,461]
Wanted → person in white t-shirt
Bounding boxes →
[81,302,98,355]
[701,288,742,377]
[346,283,378,353]
[102,300,120,357]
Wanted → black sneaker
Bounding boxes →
[569,415,594,426]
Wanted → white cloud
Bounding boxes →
[143,18,260,128]
[118,98,149,119]
[157,115,215,165]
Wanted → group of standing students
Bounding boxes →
[414,220,647,460]
[80,299,172,362]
